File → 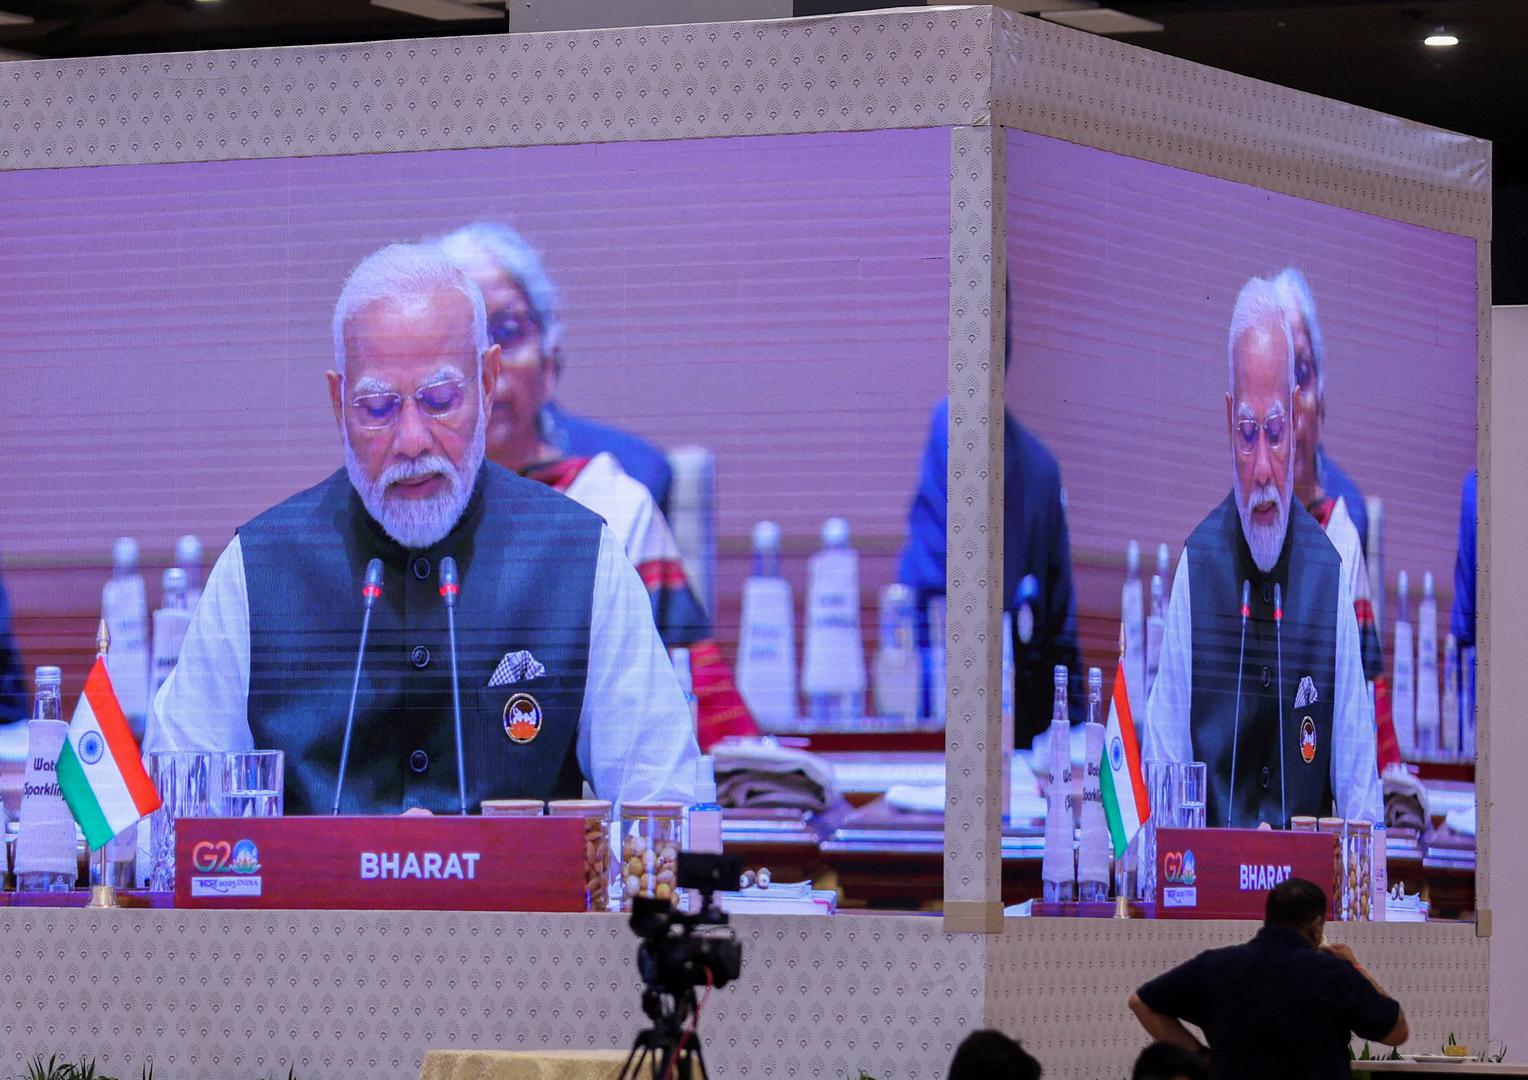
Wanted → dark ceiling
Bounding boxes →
[2,0,1524,300]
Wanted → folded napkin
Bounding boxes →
[711,737,838,812]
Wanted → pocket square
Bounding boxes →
[489,650,547,688]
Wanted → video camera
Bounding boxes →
[628,851,744,997]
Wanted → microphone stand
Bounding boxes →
[1274,582,1287,828]
[333,558,384,816]
[1226,580,1251,829]
[440,556,468,816]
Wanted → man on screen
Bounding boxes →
[1144,276,1382,829]
[148,244,699,814]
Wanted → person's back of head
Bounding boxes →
[1264,877,1328,945]
[1132,1041,1209,1080]
[948,1029,1041,1080]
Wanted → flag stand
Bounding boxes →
[87,845,119,909]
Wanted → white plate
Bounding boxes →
[1407,1054,1473,1064]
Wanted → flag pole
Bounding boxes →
[86,618,121,911]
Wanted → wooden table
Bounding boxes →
[420,1049,697,1080]
[1354,1062,1528,1076]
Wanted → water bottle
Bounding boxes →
[1121,540,1146,707]
[176,534,204,609]
[102,537,151,738]
[1416,572,1440,754]
[873,584,920,723]
[1146,570,1166,704]
[1392,571,1416,755]
[684,756,724,855]
[927,596,947,725]
[1041,665,1076,904]
[1443,633,1460,758]
[1078,668,1109,901]
[802,518,866,724]
[737,522,798,731]
[150,568,192,707]
[15,668,76,892]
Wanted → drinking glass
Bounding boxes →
[1179,762,1207,829]
[148,751,220,892]
[1137,759,1183,902]
[222,751,284,818]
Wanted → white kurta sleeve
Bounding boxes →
[576,524,700,805]
[1144,549,1194,767]
[1331,569,1384,822]
[144,535,255,756]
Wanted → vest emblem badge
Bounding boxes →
[504,693,543,744]
[1299,716,1317,764]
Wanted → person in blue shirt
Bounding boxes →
[434,222,673,515]
[898,293,1082,739]
[1451,469,1477,736]
[0,550,26,724]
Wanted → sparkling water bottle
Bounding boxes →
[1078,667,1110,901]
[16,668,75,892]
[1041,665,1076,904]
[873,584,920,723]
[802,517,866,724]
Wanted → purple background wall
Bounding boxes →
[1,129,951,668]
[1004,128,1478,674]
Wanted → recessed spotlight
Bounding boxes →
[1424,28,1459,47]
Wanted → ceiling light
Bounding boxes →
[1424,28,1459,47]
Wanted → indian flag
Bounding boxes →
[1100,655,1149,859]
[57,659,161,850]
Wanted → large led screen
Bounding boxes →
[1005,128,1478,919]
[0,129,954,910]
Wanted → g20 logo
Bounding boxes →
[1162,849,1196,886]
[191,838,261,874]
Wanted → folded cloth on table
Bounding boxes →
[712,737,837,812]
[1383,764,1428,832]
[885,783,946,814]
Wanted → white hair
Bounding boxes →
[1271,266,1325,400]
[1227,275,1295,396]
[435,221,563,353]
[331,242,490,373]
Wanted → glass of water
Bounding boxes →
[1179,762,1207,829]
[1137,759,1183,902]
[148,751,220,892]
[222,750,284,818]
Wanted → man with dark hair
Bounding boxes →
[1132,1042,1208,1080]
[1128,878,1407,1079]
[947,1029,1042,1080]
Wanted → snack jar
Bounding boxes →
[1345,820,1374,921]
[618,802,684,911]
[549,799,614,912]
[1317,817,1346,918]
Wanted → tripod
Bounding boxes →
[616,985,710,1080]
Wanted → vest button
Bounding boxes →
[412,556,431,580]
[408,749,429,774]
[1260,765,1271,789]
[410,645,430,669]
[1261,665,1271,689]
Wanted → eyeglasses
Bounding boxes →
[487,310,541,352]
[347,376,468,430]
[1236,408,1287,455]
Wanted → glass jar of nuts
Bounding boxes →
[548,799,614,913]
[618,801,684,912]
[1344,820,1374,922]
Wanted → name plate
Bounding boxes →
[175,816,587,912]
[1155,827,1337,919]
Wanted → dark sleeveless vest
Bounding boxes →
[1186,494,1340,829]
[239,463,603,814]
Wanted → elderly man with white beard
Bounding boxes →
[1143,277,1381,830]
[147,244,699,814]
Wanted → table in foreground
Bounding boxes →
[420,1049,697,1080]
[1354,1062,1528,1076]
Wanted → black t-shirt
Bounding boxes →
[1136,926,1401,1080]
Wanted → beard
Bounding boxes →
[345,409,486,550]
[1235,461,1292,575]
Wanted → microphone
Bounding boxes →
[1274,582,1287,828]
[332,558,383,816]
[1226,579,1251,828]
[439,556,468,816]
